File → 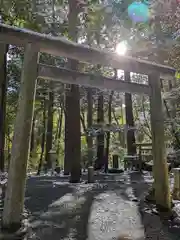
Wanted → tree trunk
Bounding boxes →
[2,44,38,231]
[120,102,125,148]
[55,109,62,142]
[162,79,180,149]
[64,91,71,175]
[112,105,125,147]
[7,127,11,168]
[64,0,81,182]
[30,116,35,156]
[0,43,8,172]
[87,88,93,166]
[43,0,56,171]
[124,71,136,155]
[37,100,46,175]
[45,91,54,169]
[56,107,63,156]
[105,91,113,172]
[80,112,87,140]
[95,92,104,170]
[69,84,81,182]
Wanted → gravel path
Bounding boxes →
[24,172,180,240]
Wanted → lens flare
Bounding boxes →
[128,2,149,23]
[144,0,150,5]
[116,41,127,56]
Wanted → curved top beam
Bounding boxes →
[0,23,176,76]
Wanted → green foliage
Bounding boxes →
[3,0,180,172]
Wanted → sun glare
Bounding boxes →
[116,41,127,56]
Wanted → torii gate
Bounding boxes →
[0,24,175,230]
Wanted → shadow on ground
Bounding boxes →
[130,171,180,240]
[25,176,72,214]
[25,175,133,240]
[24,173,180,240]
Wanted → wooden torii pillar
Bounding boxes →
[149,72,171,210]
[0,43,7,172]
[2,43,39,230]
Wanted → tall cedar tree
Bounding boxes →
[64,0,81,182]
[124,71,136,155]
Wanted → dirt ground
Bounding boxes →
[23,172,180,240]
